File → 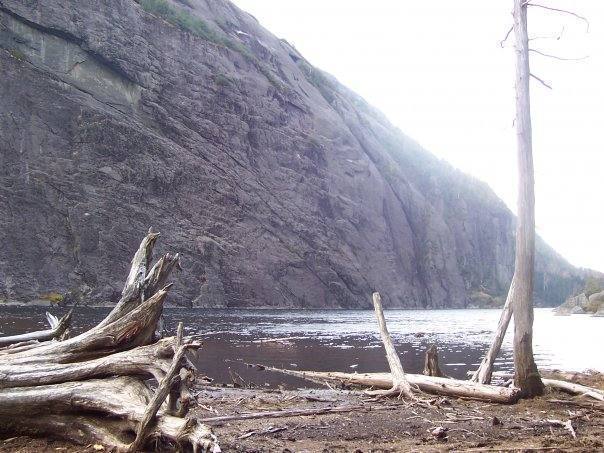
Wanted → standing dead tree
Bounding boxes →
[0,230,220,452]
[471,1,589,389]
[509,0,544,398]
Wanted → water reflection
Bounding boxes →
[1,307,601,388]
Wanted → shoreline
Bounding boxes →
[1,301,560,310]
[2,371,602,452]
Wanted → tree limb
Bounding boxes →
[529,48,589,61]
[525,3,589,32]
[128,322,188,452]
[529,26,564,42]
[500,25,514,48]
[530,73,552,89]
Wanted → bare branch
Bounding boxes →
[526,3,589,32]
[529,26,564,42]
[529,48,588,61]
[530,73,552,90]
[500,25,514,48]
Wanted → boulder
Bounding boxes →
[593,307,604,317]
[554,293,588,315]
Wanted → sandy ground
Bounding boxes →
[1,372,602,452]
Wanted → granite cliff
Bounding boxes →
[0,0,586,308]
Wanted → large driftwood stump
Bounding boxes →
[0,230,220,452]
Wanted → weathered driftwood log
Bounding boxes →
[261,366,521,404]
[484,372,604,402]
[368,292,415,399]
[0,310,72,348]
[0,230,220,452]
[423,344,445,378]
[0,377,217,450]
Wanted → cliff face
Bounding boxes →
[0,0,586,308]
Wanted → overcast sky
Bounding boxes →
[232,0,604,272]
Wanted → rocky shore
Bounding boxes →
[554,289,604,317]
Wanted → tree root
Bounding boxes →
[0,230,220,452]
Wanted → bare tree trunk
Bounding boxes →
[511,0,544,397]
[367,292,415,399]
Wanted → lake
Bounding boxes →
[1,307,602,388]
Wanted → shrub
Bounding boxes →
[9,48,25,61]
[140,0,224,44]
[139,0,283,92]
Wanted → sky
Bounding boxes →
[232,0,604,272]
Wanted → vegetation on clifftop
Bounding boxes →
[138,0,284,91]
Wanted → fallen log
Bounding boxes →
[259,367,520,404]
[482,372,604,402]
[0,230,220,452]
[129,323,197,452]
[0,310,72,348]
[254,291,519,404]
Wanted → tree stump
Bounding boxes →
[0,230,220,452]
[423,344,445,378]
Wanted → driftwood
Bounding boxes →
[0,230,220,452]
[0,309,72,348]
[368,292,415,399]
[470,279,515,384]
[256,291,521,404]
[199,404,396,425]
[485,372,604,402]
[261,367,520,404]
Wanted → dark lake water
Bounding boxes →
[1,307,602,388]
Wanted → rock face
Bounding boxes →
[0,0,589,308]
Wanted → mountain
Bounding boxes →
[0,0,587,308]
